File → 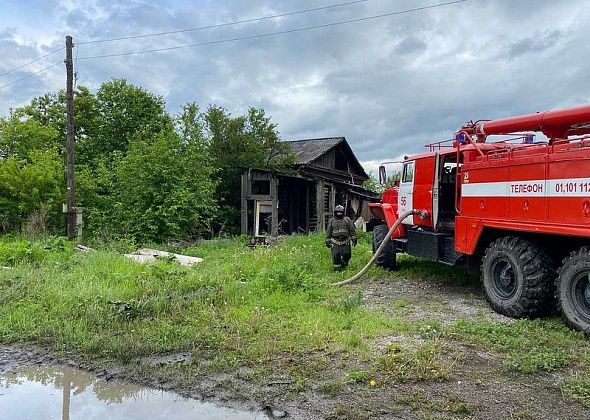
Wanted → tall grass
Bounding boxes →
[0,234,408,364]
[0,233,588,386]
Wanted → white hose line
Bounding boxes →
[331,209,419,287]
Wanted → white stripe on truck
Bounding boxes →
[461,177,590,198]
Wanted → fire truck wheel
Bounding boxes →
[372,224,397,271]
[481,237,554,318]
[556,247,590,333]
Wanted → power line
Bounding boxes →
[77,0,372,45]
[0,46,64,78]
[78,0,469,61]
[0,1,370,89]
[0,0,469,92]
[0,61,62,91]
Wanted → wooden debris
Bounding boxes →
[75,244,95,253]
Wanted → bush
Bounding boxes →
[0,240,46,266]
[0,150,65,234]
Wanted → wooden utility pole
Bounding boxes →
[65,35,76,240]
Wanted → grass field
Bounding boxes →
[1,233,589,417]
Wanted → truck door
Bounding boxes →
[432,153,440,230]
[398,161,415,224]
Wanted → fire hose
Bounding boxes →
[331,209,422,287]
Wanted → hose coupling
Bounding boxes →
[415,209,429,220]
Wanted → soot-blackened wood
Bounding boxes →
[315,180,325,231]
[270,175,279,236]
[305,182,310,233]
[240,171,248,234]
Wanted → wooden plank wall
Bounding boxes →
[240,172,248,234]
[270,176,279,236]
[315,180,324,231]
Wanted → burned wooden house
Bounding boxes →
[240,137,377,236]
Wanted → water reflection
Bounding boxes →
[0,365,265,420]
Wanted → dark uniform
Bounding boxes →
[325,205,357,271]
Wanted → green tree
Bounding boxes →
[17,86,101,167]
[0,150,65,233]
[112,127,217,242]
[363,171,401,194]
[245,107,294,170]
[204,106,293,233]
[19,91,67,136]
[75,99,217,242]
[20,80,171,165]
[90,79,172,159]
[362,173,382,194]
[0,109,65,233]
[0,112,60,159]
[176,102,205,144]
[76,159,120,240]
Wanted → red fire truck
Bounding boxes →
[369,104,590,332]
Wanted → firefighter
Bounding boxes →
[325,205,357,271]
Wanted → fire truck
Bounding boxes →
[369,104,590,332]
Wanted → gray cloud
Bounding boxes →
[395,36,427,55]
[1,0,589,165]
[503,30,563,60]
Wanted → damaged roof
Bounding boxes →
[287,137,368,179]
[288,137,345,165]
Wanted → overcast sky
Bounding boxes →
[0,0,588,174]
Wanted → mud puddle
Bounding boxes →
[0,364,266,420]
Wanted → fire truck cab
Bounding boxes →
[370,104,590,333]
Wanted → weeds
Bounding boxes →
[449,319,585,373]
[345,369,373,384]
[319,380,345,396]
[378,337,457,382]
[560,375,590,406]
[108,299,150,321]
[334,291,363,314]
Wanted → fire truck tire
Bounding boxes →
[372,224,397,270]
[481,237,554,318]
[556,247,590,333]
